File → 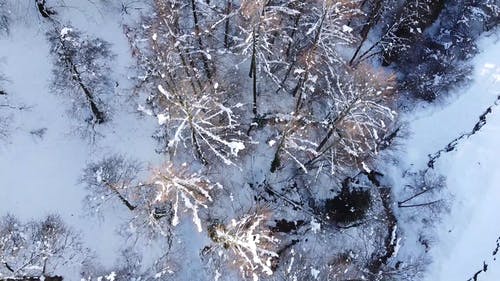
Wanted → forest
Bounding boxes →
[0,0,499,280]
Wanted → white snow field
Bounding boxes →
[395,32,500,281]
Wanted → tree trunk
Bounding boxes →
[349,0,383,65]
[1,276,63,281]
[36,0,56,18]
[59,37,106,124]
[224,0,232,49]
[190,0,213,80]
[270,133,287,173]
[250,29,258,116]
[105,182,136,211]
[191,126,208,165]
[64,54,105,124]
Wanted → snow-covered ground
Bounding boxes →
[1,2,499,280]
[395,31,500,280]
[0,1,161,276]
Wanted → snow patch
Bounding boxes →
[105,272,116,281]
[342,25,353,33]
[310,217,321,233]
[228,141,245,156]
[60,27,72,37]
[310,267,320,279]
[158,84,169,97]
[157,114,168,125]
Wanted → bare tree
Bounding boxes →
[82,155,224,235]
[0,214,85,280]
[349,0,414,66]
[263,1,367,174]
[81,155,174,244]
[307,64,396,174]
[351,0,448,66]
[234,0,361,113]
[126,1,248,165]
[80,248,144,281]
[398,170,448,212]
[81,155,143,212]
[269,64,396,176]
[47,25,115,126]
[234,0,298,115]
[349,0,396,65]
[206,211,278,281]
[151,163,222,232]
[154,82,246,166]
[0,75,32,142]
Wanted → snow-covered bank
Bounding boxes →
[395,31,500,280]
